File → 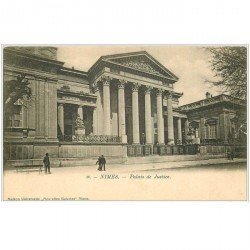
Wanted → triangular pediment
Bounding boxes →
[101,51,178,81]
[110,56,168,77]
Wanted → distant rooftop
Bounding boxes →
[179,94,246,112]
[5,46,58,60]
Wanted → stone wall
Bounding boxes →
[4,143,127,168]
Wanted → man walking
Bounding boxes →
[101,155,106,171]
[43,153,51,174]
[96,156,102,171]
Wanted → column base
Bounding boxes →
[144,144,153,156]
[168,140,175,145]
[121,134,128,144]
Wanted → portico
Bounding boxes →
[88,51,186,149]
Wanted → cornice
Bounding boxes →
[179,94,246,112]
[4,65,58,81]
[57,89,96,99]
[4,47,65,67]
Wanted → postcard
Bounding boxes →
[2,45,247,201]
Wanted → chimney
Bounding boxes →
[206,92,211,99]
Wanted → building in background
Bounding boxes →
[3,47,246,166]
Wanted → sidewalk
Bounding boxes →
[5,155,247,174]
[103,157,247,173]
[40,157,246,174]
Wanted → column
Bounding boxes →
[48,81,58,140]
[44,80,49,138]
[102,76,111,135]
[145,86,153,144]
[167,91,174,145]
[58,103,64,135]
[118,80,127,143]
[94,84,103,135]
[132,83,140,144]
[177,117,182,144]
[200,117,206,141]
[93,107,97,135]
[219,113,229,143]
[184,119,189,141]
[156,89,165,144]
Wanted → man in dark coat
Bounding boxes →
[96,156,102,171]
[101,155,106,171]
[43,153,51,174]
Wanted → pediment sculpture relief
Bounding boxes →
[111,57,165,77]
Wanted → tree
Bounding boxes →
[206,46,247,100]
[3,74,32,126]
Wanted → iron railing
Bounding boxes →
[60,134,122,144]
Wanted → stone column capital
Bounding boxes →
[93,84,101,93]
[166,91,173,99]
[101,75,111,86]
[118,79,127,89]
[156,88,164,96]
[132,83,141,92]
[145,85,153,94]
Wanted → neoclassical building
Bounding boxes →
[3,47,246,166]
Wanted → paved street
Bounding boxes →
[3,158,247,201]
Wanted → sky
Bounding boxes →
[57,46,222,105]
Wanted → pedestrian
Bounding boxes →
[43,153,51,174]
[96,156,102,171]
[101,155,106,171]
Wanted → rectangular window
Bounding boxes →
[210,125,217,139]
[8,105,22,128]
[14,120,20,127]
[205,125,210,139]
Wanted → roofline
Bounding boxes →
[88,50,179,81]
[4,47,65,67]
[101,59,177,82]
[179,94,246,111]
[60,67,88,77]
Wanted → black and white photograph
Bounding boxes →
[2,45,247,200]
[0,1,249,250]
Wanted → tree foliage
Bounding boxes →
[4,74,32,112]
[3,74,32,127]
[206,46,247,100]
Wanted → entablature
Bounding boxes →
[57,89,96,107]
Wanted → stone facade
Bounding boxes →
[3,47,246,166]
[179,94,246,145]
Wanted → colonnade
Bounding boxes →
[93,76,182,145]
